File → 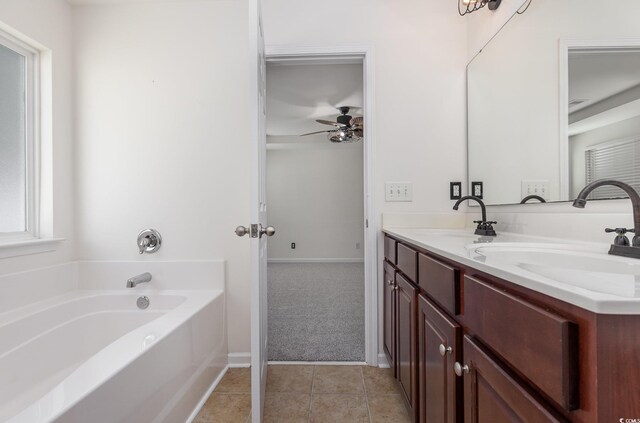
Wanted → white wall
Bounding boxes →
[466,0,528,61]
[73,1,251,354]
[0,0,76,275]
[267,137,364,260]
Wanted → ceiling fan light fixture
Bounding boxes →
[458,0,501,15]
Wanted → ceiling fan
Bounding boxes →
[300,106,364,143]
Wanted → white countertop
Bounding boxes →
[384,227,640,315]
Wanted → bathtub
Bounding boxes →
[0,262,226,423]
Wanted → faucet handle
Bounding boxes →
[137,229,162,254]
[606,228,634,247]
[605,228,634,235]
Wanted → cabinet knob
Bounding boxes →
[454,362,470,377]
[438,344,452,357]
[387,280,394,286]
[393,286,399,291]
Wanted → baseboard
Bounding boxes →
[185,365,229,423]
[267,258,365,263]
[268,361,367,366]
[228,352,251,368]
[377,353,390,368]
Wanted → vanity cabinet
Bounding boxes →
[396,273,418,420]
[383,233,640,423]
[418,294,460,423]
[383,261,396,375]
[461,336,566,423]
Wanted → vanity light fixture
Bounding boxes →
[458,0,501,16]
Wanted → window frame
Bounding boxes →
[0,30,40,243]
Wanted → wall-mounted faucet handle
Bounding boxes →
[137,229,162,254]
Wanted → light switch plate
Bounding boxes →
[385,182,413,202]
[521,180,550,200]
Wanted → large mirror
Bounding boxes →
[468,0,640,206]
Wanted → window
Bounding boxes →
[0,32,38,240]
[585,138,640,200]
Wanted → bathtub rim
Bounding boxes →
[4,288,224,423]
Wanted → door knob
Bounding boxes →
[235,226,249,237]
[439,344,452,357]
[261,226,276,237]
[235,225,275,238]
[454,362,470,377]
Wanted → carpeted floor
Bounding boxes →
[267,262,365,362]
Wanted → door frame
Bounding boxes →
[264,44,379,366]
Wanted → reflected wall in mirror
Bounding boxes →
[468,0,640,206]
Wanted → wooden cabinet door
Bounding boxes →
[383,262,396,375]
[418,294,460,423]
[396,273,418,419]
[461,336,567,423]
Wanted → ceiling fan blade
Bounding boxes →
[316,119,347,128]
[300,129,337,136]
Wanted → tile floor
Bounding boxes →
[194,365,411,423]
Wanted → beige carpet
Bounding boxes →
[267,262,365,361]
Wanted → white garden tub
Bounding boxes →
[0,262,226,423]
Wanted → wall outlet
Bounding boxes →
[471,181,483,199]
[521,180,550,200]
[291,243,296,249]
[450,182,462,200]
[385,182,413,202]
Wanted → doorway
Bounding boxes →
[264,49,377,364]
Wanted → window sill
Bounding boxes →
[0,238,65,259]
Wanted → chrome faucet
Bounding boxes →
[573,179,640,259]
[127,272,152,288]
[453,195,497,236]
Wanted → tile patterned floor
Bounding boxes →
[194,365,411,423]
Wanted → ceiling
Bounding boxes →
[569,50,640,114]
[266,62,363,137]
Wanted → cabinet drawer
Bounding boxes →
[418,253,459,315]
[464,276,578,411]
[384,236,397,264]
[397,243,418,282]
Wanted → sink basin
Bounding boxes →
[467,243,640,297]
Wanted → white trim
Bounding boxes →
[269,361,368,366]
[265,44,378,368]
[0,29,41,240]
[559,38,640,202]
[185,365,229,423]
[228,352,251,368]
[0,237,63,259]
[267,258,364,264]
[377,353,390,369]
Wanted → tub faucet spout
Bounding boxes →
[127,272,152,288]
